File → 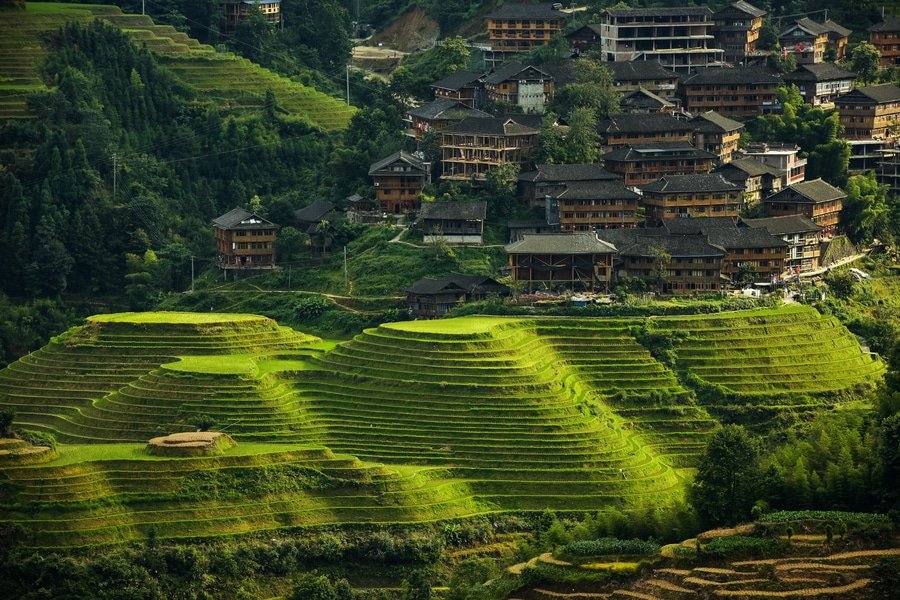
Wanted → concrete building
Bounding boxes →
[742,142,807,187]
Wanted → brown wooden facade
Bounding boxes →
[870,19,900,66]
[763,178,846,239]
[640,174,743,224]
[213,208,279,269]
[486,4,568,54]
[440,117,539,181]
[368,151,429,214]
[744,215,822,271]
[713,1,765,64]
[505,233,617,292]
[835,84,900,141]
[679,67,780,118]
[598,113,694,151]
[601,143,716,187]
[779,18,828,64]
[555,181,641,232]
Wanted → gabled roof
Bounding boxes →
[406,273,507,296]
[598,229,727,258]
[641,173,742,194]
[681,67,781,86]
[213,207,278,230]
[406,99,490,121]
[605,60,680,82]
[704,227,789,250]
[836,84,900,104]
[431,70,484,91]
[743,214,821,235]
[519,163,619,183]
[598,112,693,135]
[782,62,856,83]
[484,62,552,86]
[716,157,784,178]
[714,1,766,19]
[661,216,743,234]
[767,178,847,203]
[620,87,674,109]
[542,62,577,86]
[369,150,428,177]
[419,201,486,221]
[869,18,900,33]
[690,111,745,134]
[442,116,539,136]
[488,3,569,20]
[294,200,336,223]
[606,7,712,17]
[601,142,717,162]
[567,23,603,37]
[505,232,618,254]
[821,20,851,38]
[557,180,641,200]
[780,17,829,37]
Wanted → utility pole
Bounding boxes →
[112,152,117,200]
[343,246,348,290]
[142,0,145,15]
[190,255,195,293]
[288,264,292,288]
[346,64,351,106]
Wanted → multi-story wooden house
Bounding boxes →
[619,87,676,114]
[368,151,430,214]
[782,63,857,106]
[689,110,744,164]
[419,201,487,245]
[679,67,781,118]
[405,99,490,141]
[566,23,603,55]
[605,60,681,99]
[834,84,900,141]
[640,173,743,223]
[213,207,279,269]
[713,1,766,65]
[599,7,724,72]
[430,71,485,108]
[518,163,619,207]
[742,142,807,186]
[486,3,569,60]
[822,20,851,62]
[505,232,618,292]
[744,214,822,271]
[440,116,539,181]
[220,0,280,32]
[597,112,694,151]
[778,18,829,64]
[601,142,717,187]
[554,180,641,232]
[762,178,846,239]
[869,18,900,66]
[406,273,509,318]
[483,62,554,114]
[714,157,784,207]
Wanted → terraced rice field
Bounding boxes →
[0,3,354,128]
[0,307,883,547]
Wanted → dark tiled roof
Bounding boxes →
[519,163,619,183]
[620,87,674,109]
[822,20,851,38]
[489,3,569,20]
[782,63,856,83]
[368,150,428,177]
[602,142,717,162]
[743,215,820,235]
[484,62,551,85]
[598,230,726,258]
[682,67,781,86]
[661,216,743,234]
[690,111,745,133]
[505,232,618,254]
[717,157,784,178]
[606,7,712,17]
[781,17,829,37]
[605,60,680,82]
[640,173,741,194]
[430,70,484,91]
[767,178,847,203]
[598,112,693,134]
[704,227,788,250]
[567,23,603,37]
[213,207,277,229]
[837,84,900,104]
[294,200,335,223]
[542,62,576,86]
[869,18,900,32]
[406,273,508,295]
[715,1,766,19]
[406,99,490,120]
[419,201,487,221]
[557,180,641,200]
[442,116,539,136]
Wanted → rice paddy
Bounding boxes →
[0,306,884,548]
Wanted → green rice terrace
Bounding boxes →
[0,3,354,128]
[0,306,884,548]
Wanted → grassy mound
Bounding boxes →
[0,307,884,548]
[146,431,236,456]
[0,3,354,128]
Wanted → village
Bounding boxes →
[210,2,900,317]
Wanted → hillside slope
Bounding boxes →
[0,3,354,129]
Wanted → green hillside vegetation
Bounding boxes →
[0,306,883,548]
[0,3,354,128]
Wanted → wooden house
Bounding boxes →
[566,24,603,54]
[869,18,900,66]
[744,214,822,271]
[368,151,430,214]
[821,20,851,62]
[419,201,487,245]
[440,116,539,181]
[713,1,766,65]
[406,273,509,318]
[486,3,569,59]
[601,142,717,187]
[505,232,617,292]
[508,218,560,242]
[518,163,619,207]
[679,67,781,118]
[604,61,681,99]
[763,178,846,239]
[714,157,784,207]
[430,70,485,108]
[779,18,829,64]
[640,173,744,224]
[483,62,554,114]
[835,84,900,141]
[619,87,676,114]
[554,180,641,232]
[294,200,338,233]
[213,207,279,269]
[405,99,490,141]
[689,111,744,164]
[742,142,807,186]
[782,63,856,106]
[220,0,280,32]
[597,112,694,152]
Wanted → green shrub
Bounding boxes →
[0,409,14,436]
[702,535,779,558]
[760,510,891,525]
[19,430,56,450]
[561,538,660,558]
